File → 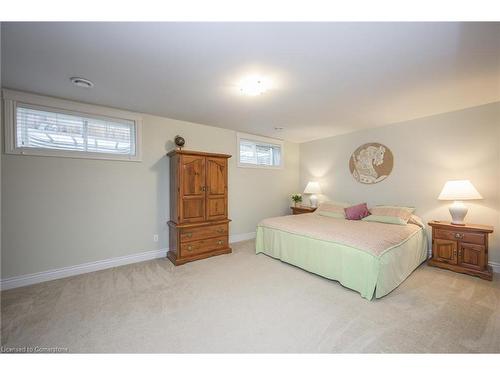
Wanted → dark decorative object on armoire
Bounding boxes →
[174,135,185,150]
[167,149,232,265]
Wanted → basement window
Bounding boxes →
[237,132,284,169]
[3,90,142,161]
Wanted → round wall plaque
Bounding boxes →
[349,143,393,184]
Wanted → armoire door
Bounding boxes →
[205,157,227,221]
[179,154,206,223]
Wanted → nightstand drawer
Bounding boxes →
[290,206,317,215]
[434,229,485,245]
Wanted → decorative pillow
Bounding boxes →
[316,201,350,219]
[344,203,370,220]
[363,205,415,225]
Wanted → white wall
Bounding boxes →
[300,102,500,263]
[2,92,498,280]
[1,109,299,279]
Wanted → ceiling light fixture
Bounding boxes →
[70,77,94,88]
[239,75,269,96]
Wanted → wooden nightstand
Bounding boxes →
[428,221,494,280]
[290,205,317,215]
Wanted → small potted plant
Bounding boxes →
[291,193,302,207]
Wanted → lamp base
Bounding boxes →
[449,201,468,225]
[309,194,318,208]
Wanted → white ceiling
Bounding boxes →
[1,22,499,142]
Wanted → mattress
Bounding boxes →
[255,213,428,300]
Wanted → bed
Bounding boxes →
[255,212,428,300]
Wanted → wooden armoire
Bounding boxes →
[167,150,232,265]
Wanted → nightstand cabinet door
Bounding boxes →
[458,242,485,271]
[433,239,458,264]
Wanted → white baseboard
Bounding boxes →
[0,234,496,291]
[229,231,256,243]
[489,261,500,274]
[0,231,257,291]
[0,248,168,291]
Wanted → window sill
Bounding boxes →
[237,162,283,170]
[7,148,142,162]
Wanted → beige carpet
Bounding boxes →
[1,239,500,353]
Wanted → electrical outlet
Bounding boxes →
[153,234,159,242]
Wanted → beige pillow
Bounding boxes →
[363,205,415,225]
[316,201,350,219]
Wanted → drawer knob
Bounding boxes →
[217,240,223,245]
[454,233,463,239]
[187,245,193,251]
[217,228,225,233]
[186,232,193,238]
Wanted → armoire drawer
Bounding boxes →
[180,223,228,243]
[434,229,485,245]
[180,236,228,257]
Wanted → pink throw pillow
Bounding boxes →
[344,203,370,220]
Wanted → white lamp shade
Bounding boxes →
[304,181,321,194]
[438,180,482,201]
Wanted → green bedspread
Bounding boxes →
[255,224,427,300]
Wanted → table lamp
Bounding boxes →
[438,180,482,225]
[304,181,321,208]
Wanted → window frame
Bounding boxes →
[3,89,143,162]
[236,132,284,170]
